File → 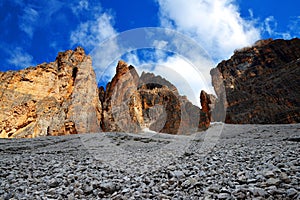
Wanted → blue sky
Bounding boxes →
[0,0,299,105]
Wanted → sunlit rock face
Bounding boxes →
[211,38,300,124]
[101,61,143,133]
[0,48,212,138]
[100,61,211,134]
[0,47,102,138]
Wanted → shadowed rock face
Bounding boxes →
[100,61,210,134]
[0,47,102,138]
[211,38,300,124]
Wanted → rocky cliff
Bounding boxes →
[100,61,211,134]
[0,47,102,138]
[2,38,298,138]
[0,50,211,138]
[211,38,300,124]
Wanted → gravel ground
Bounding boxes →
[0,124,299,199]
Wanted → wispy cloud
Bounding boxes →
[16,0,64,39]
[156,0,261,62]
[71,0,89,14]
[7,47,34,69]
[264,16,276,36]
[264,16,292,39]
[19,7,39,38]
[70,3,120,85]
[70,10,116,51]
[71,0,103,19]
[288,16,300,38]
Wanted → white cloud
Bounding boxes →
[264,16,276,36]
[17,0,65,39]
[91,38,121,84]
[19,7,39,38]
[288,16,300,38]
[157,0,261,62]
[71,0,103,19]
[72,0,89,14]
[121,50,213,106]
[263,16,293,39]
[153,40,168,49]
[123,51,141,67]
[7,47,34,68]
[155,56,213,106]
[70,13,117,51]
[70,6,121,84]
[248,9,254,19]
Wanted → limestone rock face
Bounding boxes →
[100,61,210,134]
[101,61,143,132]
[0,47,101,138]
[211,38,300,124]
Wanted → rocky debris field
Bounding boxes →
[0,124,299,199]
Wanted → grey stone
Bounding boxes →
[266,178,280,186]
[74,188,83,196]
[264,171,275,178]
[1,124,299,199]
[279,172,291,183]
[169,170,185,179]
[286,188,298,197]
[266,185,278,195]
[48,179,59,188]
[91,180,100,189]
[217,193,231,200]
[237,175,247,183]
[160,183,168,190]
[83,185,93,195]
[199,170,206,177]
[100,182,116,194]
[233,192,246,199]
[121,188,130,194]
[181,180,191,188]
[208,185,220,193]
[247,178,257,183]
[249,187,267,197]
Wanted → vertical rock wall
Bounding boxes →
[0,47,102,138]
[210,38,300,124]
